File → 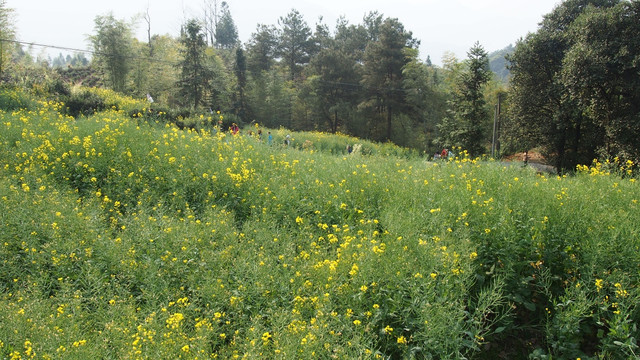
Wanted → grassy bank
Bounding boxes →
[1,88,639,359]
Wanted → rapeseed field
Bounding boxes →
[1,88,638,359]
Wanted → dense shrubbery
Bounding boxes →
[0,87,36,111]
[1,89,639,359]
[62,88,107,117]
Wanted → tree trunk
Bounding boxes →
[573,116,582,167]
[555,124,567,174]
[386,104,392,141]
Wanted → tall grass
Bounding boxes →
[1,88,639,359]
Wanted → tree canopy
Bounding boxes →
[177,19,211,109]
[89,14,134,93]
[214,1,239,49]
[506,0,639,171]
[437,42,491,157]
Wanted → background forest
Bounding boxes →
[2,0,640,172]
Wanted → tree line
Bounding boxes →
[505,0,640,171]
[2,0,639,171]
[85,7,467,154]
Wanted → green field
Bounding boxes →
[1,88,639,359]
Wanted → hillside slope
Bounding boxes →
[1,88,639,359]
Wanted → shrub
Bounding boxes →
[0,87,36,111]
[62,88,106,117]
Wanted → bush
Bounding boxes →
[62,89,107,117]
[0,87,36,111]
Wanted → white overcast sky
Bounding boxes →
[7,0,561,65]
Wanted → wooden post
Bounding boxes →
[491,104,498,158]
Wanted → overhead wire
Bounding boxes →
[1,38,429,94]
[0,38,178,66]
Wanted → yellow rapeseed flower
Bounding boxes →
[595,279,603,292]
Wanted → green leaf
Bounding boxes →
[523,301,536,311]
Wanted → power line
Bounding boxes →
[1,38,428,94]
[0,38,178,66]
[0,38,93,55]
[316,79,423,94]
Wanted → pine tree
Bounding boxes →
[214,2,238,49]
[437,42,490,157]
[246,24,277,76]
[277,9,313,81]
[361,17,417,141]
[177,19,211,109]
[305,46,360,133]
[233,47,247,120]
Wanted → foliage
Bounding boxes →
[50,53,90,68]
[0,86,35,111]
[334,16,369,63]
[277,9,314,81]
[54,63,102,89]
[177,19,212,109]
[438,42,491,157]
[0,0,15,80]
[233,47,248,121]
[205,48,232,113]
[4,2,639,170]
[143,35,182,105]
[246,24,278,76]
[62,87,106,117]
[89,13,134,93]
[402,48,448,154]
[214,1,239,49]
[304,45,360,134]
[561,1,640,162]
[361,17,418,142]
[245,69,292,129]
[505,0,634,173]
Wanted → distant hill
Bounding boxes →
[488,44,514,83]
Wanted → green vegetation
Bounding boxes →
[2,0,640,356]
[4,1,639,172]
[1,88,639,359]
[506,0,640,171]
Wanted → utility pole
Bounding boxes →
[491,106,498,158]
[0,38,3,82]
[491,93,502,158]
[496,92,502,154]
